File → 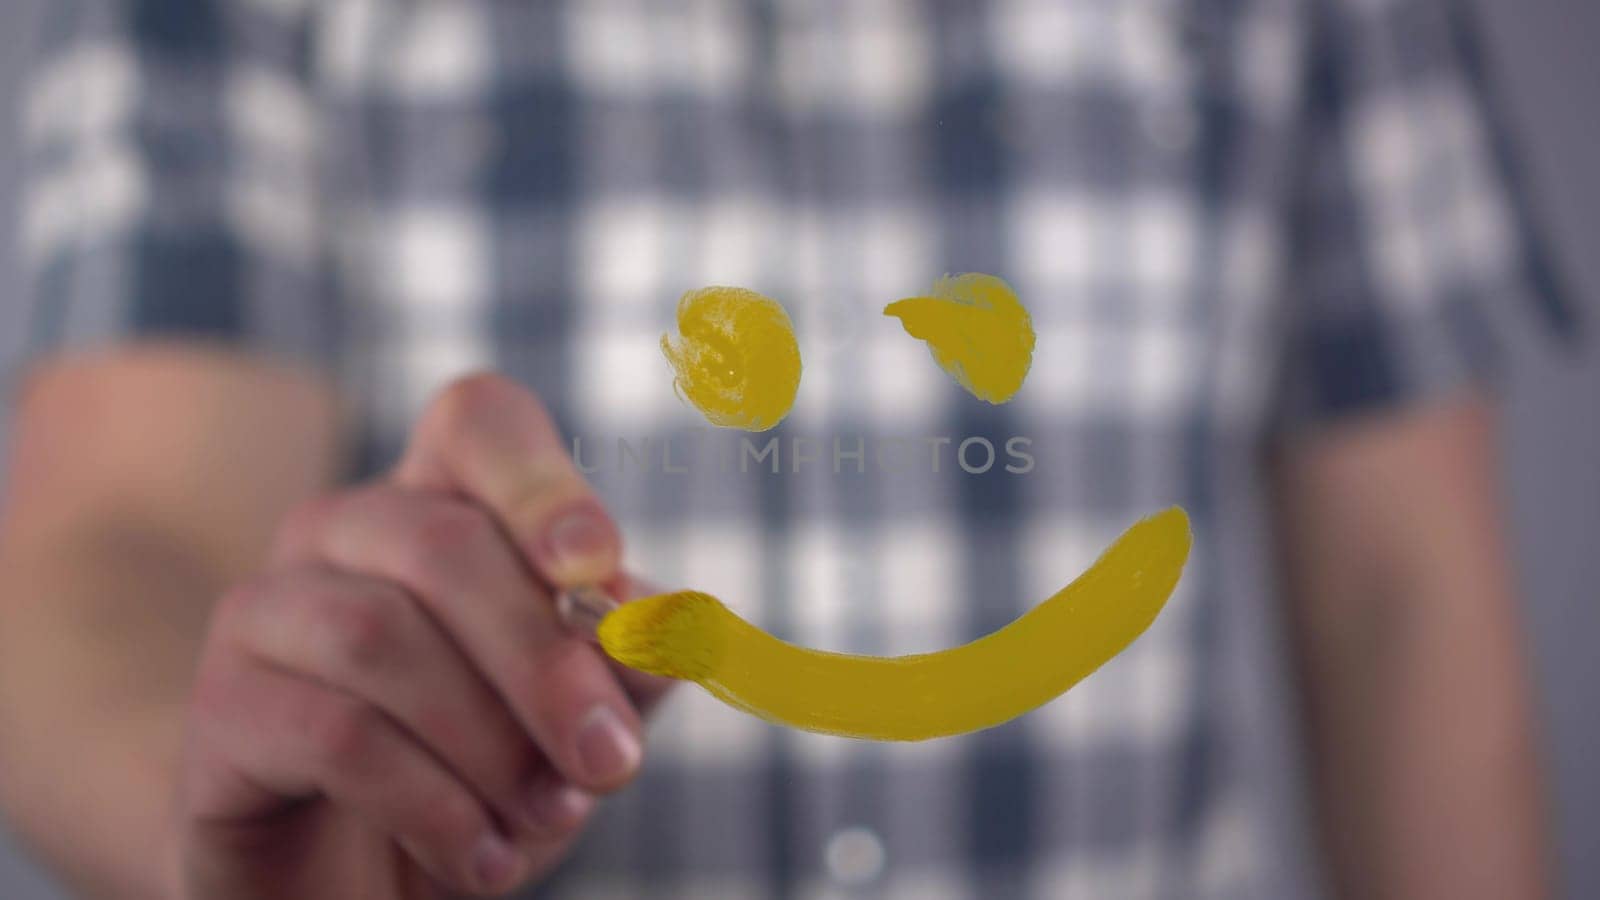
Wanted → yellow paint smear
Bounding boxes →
[661,286,802,432]
[599,507,1190,741]
[884,273,1036,404]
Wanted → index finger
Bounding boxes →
[390,375,674,712]
[392,373,620,588]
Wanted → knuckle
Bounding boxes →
[319,589,399,670]
[412,502,495,556]
[305,699,380,771]
[392,503,493,592]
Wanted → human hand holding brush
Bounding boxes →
[175,374,673,898]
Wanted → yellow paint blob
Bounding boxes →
[599,507,1191,741]
[661,286,802,432]
[884,273,1036,404]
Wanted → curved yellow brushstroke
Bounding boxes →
[661,286,802,432]
[599,507,1191,741]
[884,273,1036,404]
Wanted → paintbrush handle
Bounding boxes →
[555,584,618,642]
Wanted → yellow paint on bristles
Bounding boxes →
[599,507,1191,741]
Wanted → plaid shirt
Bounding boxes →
[17,0,1570,897]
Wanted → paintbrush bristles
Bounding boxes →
[597,590,728,681]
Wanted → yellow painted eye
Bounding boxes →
[661,286,802,432]
[884,273,1036,404]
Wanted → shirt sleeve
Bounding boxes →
[1272,0,1577,431]
[15,0,339,376]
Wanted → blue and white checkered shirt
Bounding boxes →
[17,0,1570,897]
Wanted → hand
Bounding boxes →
[172,375,673,898]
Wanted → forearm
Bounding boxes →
[1278,401,1552,899]
[0,351,341,897]
[0,518,230,899]
[1295,561,1550,899]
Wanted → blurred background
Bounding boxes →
[0,0,1595,897]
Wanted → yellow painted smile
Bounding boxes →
[599,507,1191,741]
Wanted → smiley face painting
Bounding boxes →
[604,277,1191,742]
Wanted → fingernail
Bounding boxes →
[575,706,641,785]
[544,508,614,570]
[471,832,521,891]
[522,780,594,834]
